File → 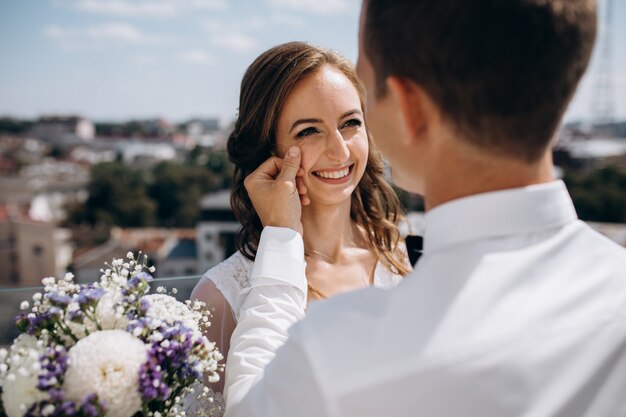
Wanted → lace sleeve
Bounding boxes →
[190,278,236,394]
[182,279,234,416]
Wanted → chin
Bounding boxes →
[307,187,355,207]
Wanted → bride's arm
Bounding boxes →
[191,278,237,393]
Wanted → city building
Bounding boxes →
[0,204,73,287]
[71,227,197,283]
[186,118,224,148]
[0,159,89,223]
[197,189,239,273]
[31,115,94,144]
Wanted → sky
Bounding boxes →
[0,0,624,126]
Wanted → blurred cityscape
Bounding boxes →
[1,115,625,294]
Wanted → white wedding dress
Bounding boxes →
[184,250,407,416]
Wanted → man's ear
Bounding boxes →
[387,76,428,145]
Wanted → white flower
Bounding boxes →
[42,404,55,415]
[144,294,200,335]
[63,330,148,417]
[1,335,48,417]
[67,289,129,340]
[96,290,129,330]
[20,301,29,311]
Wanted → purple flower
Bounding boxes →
[47,293,72,306]
[138,345,170,401]
[15,310,56,335]
[15,312,31,333]
[48,306,63,319]
[123,272,154,296]
[77,288,105,306]
[25,392,106,417]
[37,346,69,392]
[139,298,151,315]
[135,272,154,283]
[67,309,84,323]
[80,393,107,417]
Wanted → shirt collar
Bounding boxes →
[423,180,578,253]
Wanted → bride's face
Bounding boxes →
[275,65,369,207]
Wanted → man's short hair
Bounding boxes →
[363,0,597,162]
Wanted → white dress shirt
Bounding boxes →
[224,181,626,417]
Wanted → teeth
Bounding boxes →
[315,167,350,179]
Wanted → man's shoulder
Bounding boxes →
[572,220,626,266]
[288,285,401,367]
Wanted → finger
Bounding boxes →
[249,156,283,181]
[296,177,307,195]
[297,167,305,177]
[301,194,311,206]
[276,146,301,183]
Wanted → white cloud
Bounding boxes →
[210,33,257,52]
[271,12,305,27]
[202,17,267,32]
[179,50,213,64]
[44,25,79,40]
[86,22,158,43]
[266,0,357,15]
[75,0,227,17]
[44,25,87,49]
[130,54,158,65]
[44,22,166,49]
[202,18,262,53]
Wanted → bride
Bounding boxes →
[186,41,411,415]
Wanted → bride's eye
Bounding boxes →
[296,127,319,138]
[341,119,362,129]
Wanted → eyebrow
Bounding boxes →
[288,109,363,133]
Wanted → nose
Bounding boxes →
[325,130,350,163]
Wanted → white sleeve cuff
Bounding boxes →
[250,226,307,296]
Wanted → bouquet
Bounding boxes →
[0,253,223,417]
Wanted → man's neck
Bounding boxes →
[423,136,556,211]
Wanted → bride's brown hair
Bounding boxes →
[228,41,410,275]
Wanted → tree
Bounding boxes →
[563,166,626,223]
[148,162,220,227]
[80,162,156,227]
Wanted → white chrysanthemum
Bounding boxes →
[63,330,148,417]
[96,290,129,330]
[144,294,200,335]
[2,335,48,417]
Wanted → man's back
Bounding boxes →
[293,182,626,416]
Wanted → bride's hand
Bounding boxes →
[244,146,307,235]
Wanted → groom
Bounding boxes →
[224,0,626,416]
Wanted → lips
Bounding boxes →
[311,164,354,183]
[313,165,351,179]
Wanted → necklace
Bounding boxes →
[303,248,374,300]
[305,249,337,263]
[304,251,332,300]
[307,283,327,299]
